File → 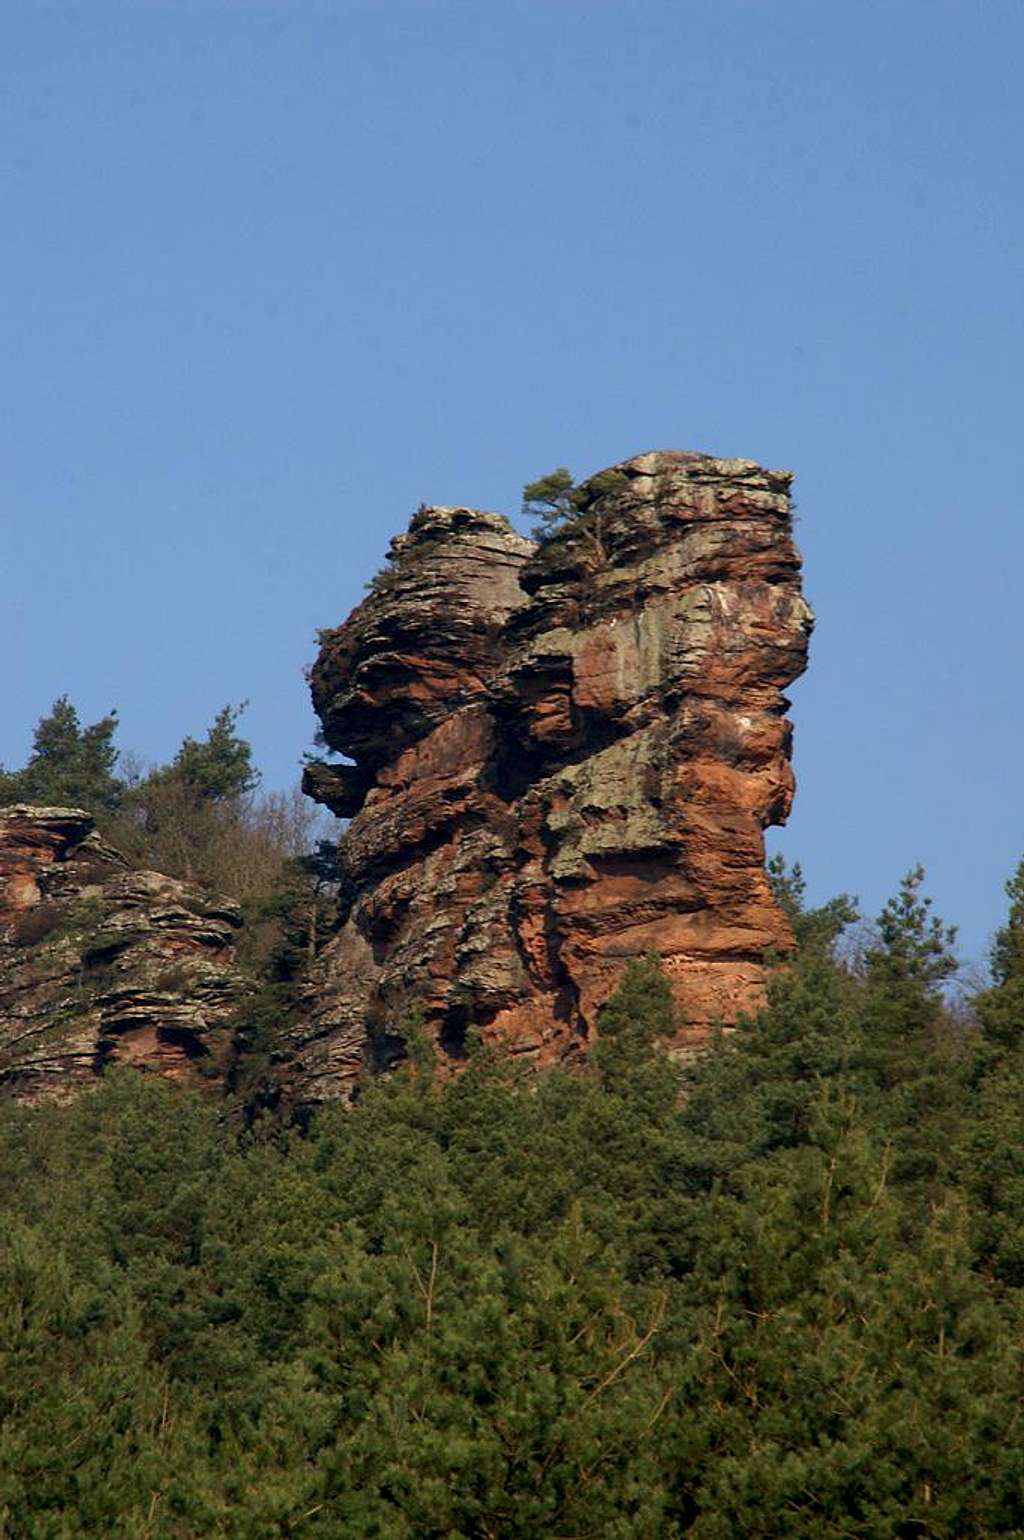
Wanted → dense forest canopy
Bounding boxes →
[4,849,1024,1536]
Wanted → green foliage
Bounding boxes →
[238,847,341,983]
[8,895,107,951]
[972,856,1024,1048]
[364,555,398,595]
[164,703,259,804]
[767,853,858,956]
[1,696,297,905]
[106,707,318,900]
[857,870,960,1123]
[0,694,259,831]
[594,953,681,1094]
[8,868,1024,1535]
[522,464,629,544]
[3,695,341,1112]
[867,863,958,994]
[989,856,1024,987]
[521,465,580,537]
[0,696,123,813]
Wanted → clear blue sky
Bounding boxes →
[4,0,1022,970]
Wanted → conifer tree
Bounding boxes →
[972,856,1024,1047]
[862,865,958,1039]
[522,465,629,545]
[596,954,680,1066]
[0,696,123,812]
[767,853,858,956]
[111,703,263,885]
[167,703,259,803]
[521,466,579,537]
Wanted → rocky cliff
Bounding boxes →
[294,450,813,1100]
[0,805,250,1100]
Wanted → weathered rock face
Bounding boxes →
[295,451,813,1100]
[0,805,250,1101]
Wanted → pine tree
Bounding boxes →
[167,702,259,803]
[0,696,123,812]
[522,465,629,546]
[767,853,858,956]
[111,704,262,885]
[596,954,680,1067]
[972,856,1024,1047]
[521,466,579,537]
[863,865,958,1035]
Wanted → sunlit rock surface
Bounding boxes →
[295,451,813,1100]
[0,805,249,1101]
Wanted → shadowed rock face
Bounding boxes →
[294,451,814,1101]
[0,805,249,1101]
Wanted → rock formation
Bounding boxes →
[0,804,250,1101]
[294,450,813,1100]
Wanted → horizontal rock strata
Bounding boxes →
[0,805,249,1101]
[294,451,813,1099]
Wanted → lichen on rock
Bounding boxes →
[291,450,813,1100]
[0,805,250,1101]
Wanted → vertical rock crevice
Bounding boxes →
[295,451,813,1100]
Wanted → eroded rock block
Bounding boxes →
[0,805,249,1101]
[291,451,813,1100]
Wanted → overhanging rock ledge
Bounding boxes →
[295,450,813,1100]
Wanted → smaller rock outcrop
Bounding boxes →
[0,805,250,1102]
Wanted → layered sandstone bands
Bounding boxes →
[296,450,813,1099]
[0,805,249,1100]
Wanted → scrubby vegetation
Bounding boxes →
[0,697,340,983]
[4,860,1024,1537]
[521,467,631,577]
[521,466,629,542]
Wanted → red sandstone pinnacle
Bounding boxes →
[296,451,813,1100]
